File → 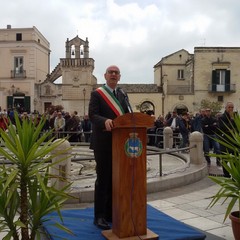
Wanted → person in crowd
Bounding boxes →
[73,111,80,123]
[54,111,66,138]
[8,108,15,124]
[20,112,30,124]
[64,111,71,132]
[0,112,9,130]
[49,111,57,130]
[165,111,172,121]
[218,102,237,177]
[147,114,157,146]
[81,114,92,143]
[192,108,206,132]
[179,112,190,150]
[66,111,80,142]
[201,108,221,166]
[41,112,50,132]
[167,111,181,147]
[154,115,165,148]
[88,65,130,230]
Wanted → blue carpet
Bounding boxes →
[43,205,206,240]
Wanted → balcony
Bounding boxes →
[11,70,26,79]
[167,85,193,95]
[208,84,236,93]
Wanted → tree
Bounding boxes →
[200,99,222,115]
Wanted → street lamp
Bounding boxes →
[162,93,165,116]
[83,88,86,116]
[161,74,167,116]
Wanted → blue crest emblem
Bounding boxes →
[124,132,143,158]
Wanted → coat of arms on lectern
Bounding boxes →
[124,132,143,158]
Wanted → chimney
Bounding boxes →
[7,25,11,29]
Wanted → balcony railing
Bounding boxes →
[167,85,193,95]
[60,58,94,68]
[11,70,26,79]
[208,84,236,93]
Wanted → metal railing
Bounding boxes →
[208,84,236,93]
[0,130,196,178]
[11,70,26,78]
[147,145,195,177]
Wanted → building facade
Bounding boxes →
[154,47,240,116]
[1,25,239,118]
[39,35,97,115]
[0,25,50,113]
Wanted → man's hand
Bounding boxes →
[105,119,114,131]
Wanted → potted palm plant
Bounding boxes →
[207,113,240,240]
[0,112,74,240]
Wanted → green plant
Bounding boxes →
[201,99,222,115]
[208,114,240,222]
[0,112,74,240]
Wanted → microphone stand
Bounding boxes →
[118,88,133,113]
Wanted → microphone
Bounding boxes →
[117,87,133,113]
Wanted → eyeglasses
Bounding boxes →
[107,70,120,75]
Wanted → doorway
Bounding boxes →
[7,94,30,113]
[13,97,25,113]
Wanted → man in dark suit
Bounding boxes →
[89,65,130,230]
[218,102,236,178]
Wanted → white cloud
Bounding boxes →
[1,0,240,84]
[180,15,212,34]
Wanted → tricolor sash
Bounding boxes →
[96,86,125,116]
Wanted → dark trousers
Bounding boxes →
[68,133,78,142]
[94,149,112,220]
[84,132,91,143]
[203,134,220,163]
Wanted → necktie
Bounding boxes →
[113,90,116,98]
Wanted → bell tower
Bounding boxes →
[60,36,96,114]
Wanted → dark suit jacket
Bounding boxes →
[218,111,237,153]
[89,87,129,151]
[218,111,236,137]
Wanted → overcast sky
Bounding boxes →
[1,0,240,84]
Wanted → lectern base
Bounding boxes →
[102,228,159,240]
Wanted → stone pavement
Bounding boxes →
[0,148,234,239]
[66,172,233,239]
[65,149,233,240]
[147,175,234,240]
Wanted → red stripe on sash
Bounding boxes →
[96,89,122,116]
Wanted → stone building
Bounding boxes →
[154,47,240,116]
[1,25,240,117]
[0,25,50,113]
[40,35,96,115]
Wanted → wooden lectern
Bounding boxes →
[102,112,159,240]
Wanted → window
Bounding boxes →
[15,57,23,74]
[218,96,224,102]
[11,57,25,78]
[212,69,230,92]
[177,69,184,79]
[16,33,22,41]
[216,70,226,85]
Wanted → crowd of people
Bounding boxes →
[1,102,237,170]
[148,101,236,178]
[0,108,92,143]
